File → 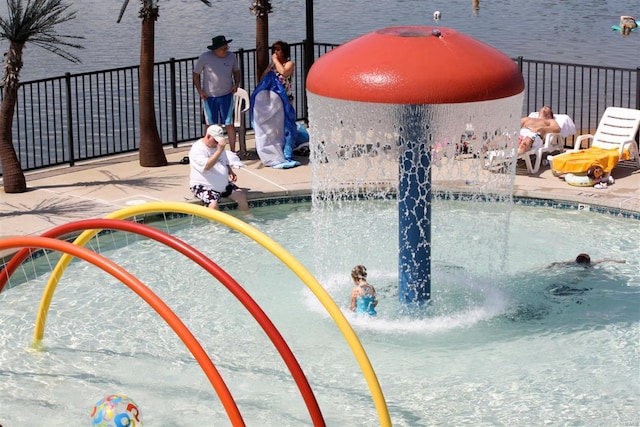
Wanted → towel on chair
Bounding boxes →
[551,146,630,174]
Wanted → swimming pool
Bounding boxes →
[0,198,637,425]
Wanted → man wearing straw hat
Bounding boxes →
[193,35,242,152]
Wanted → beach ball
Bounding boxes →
[90,394,143,426]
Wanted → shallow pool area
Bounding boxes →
[0,199,638,425]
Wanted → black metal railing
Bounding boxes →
[1,42,638,175]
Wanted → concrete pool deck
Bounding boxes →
[1,135,639,250]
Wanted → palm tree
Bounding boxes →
[250,0,272,85]
[118,0,210,168]
[0,0,82,193]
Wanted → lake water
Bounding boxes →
[0,0,639,82]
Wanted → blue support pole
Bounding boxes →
[398,106,432,304]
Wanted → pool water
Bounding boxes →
[0,200,638,425]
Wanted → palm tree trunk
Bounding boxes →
[0,42,27,193]
[255,8,269,85]
[138,10,167,167]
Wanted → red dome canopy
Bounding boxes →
[306,26,524,104]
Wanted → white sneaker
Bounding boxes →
[594,182,608,189]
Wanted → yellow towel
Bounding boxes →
[551,147,630,174]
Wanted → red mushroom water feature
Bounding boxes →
[306,26,524,304]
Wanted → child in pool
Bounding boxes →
[349,265,378,316]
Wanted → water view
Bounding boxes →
[0,0,638,81]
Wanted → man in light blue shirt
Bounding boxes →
[193,35,242,152]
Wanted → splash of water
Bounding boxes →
[308,92,524,303]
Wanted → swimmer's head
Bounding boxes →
[351,265,367,281]
[575,253,591,265]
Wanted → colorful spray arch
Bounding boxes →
[0,201,391,426]
[0,235,245,426]
[1,218,324,426]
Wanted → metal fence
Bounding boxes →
[1,42,638,174]
[518,57,640,147]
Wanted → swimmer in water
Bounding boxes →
[349,265,378,316]
[548,253,626,268]
[545,253,625,297]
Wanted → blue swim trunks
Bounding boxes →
[203,93,233,126]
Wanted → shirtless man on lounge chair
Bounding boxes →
[518,106,561,155]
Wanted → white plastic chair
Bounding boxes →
[548,106,640,175]
[521,113,575,173]
[233,88,250,154]
[485,113,575,173]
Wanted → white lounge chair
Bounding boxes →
[548,106,640,176]
[485,112,576,173]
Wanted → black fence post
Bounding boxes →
[636,66,640,111]
[237,49,246,89]
[636,66,640,144]
[65,72,75,167]
[304,0,315,77]
[303,0,315,121]
[516,56,526,114]
[170,58,178,148]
